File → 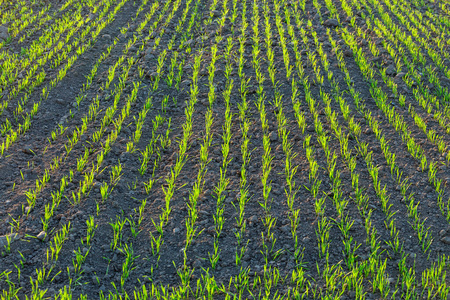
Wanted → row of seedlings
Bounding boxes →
[231,0,254,297]
[288,2,409,297]
[1,2,169,295]
[319,2,449,297]
[0,0,132,156]
[340,5,450,231]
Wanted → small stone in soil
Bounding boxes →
[0,26,9,41]
[22,147,34,155]
[37,231,47,241]
[249,215,258,223]
[323,19,339,27]
[269,131,278,142]
[99,285,106,294]
[385,65,397,76]
[193,259,203,268]
[395,72,406,79]
[281,225,290,233]
[440,236,450,244]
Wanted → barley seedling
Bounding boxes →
[109,216,126,250]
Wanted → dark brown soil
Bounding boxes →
[1,0,450,298]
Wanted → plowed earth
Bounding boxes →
[1,0,450,298]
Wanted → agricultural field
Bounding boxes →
[1,0,450,298]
